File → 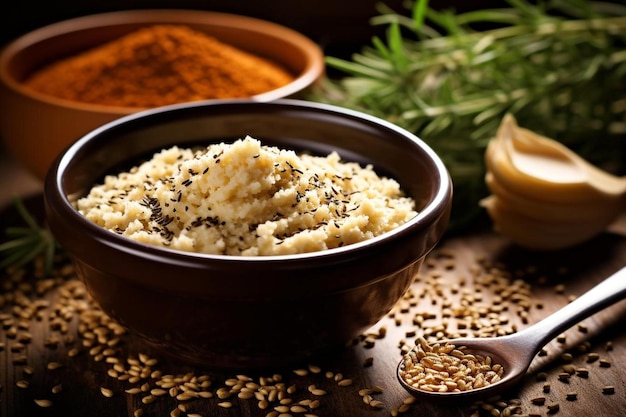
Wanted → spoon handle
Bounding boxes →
[519,266,626,350]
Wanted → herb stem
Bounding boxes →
[0,197,57,272]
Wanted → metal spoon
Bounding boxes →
[397,266,626,402]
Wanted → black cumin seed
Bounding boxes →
[157,216,173,226]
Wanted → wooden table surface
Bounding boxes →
[1,150,625,417]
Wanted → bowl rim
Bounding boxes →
[46,98,452,264]
[0,9,325,114]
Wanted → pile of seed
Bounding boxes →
[0,244,621,417]
[2,253,389,416]
[399,336,504,392]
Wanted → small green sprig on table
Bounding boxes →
[0,197,56,273]
[316,0,626,230]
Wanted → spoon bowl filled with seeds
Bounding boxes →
[44,99,452,369]
[397,266,626,402]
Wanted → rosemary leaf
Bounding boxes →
[0,234,38,254]
[0,197,57,273]
[412,0,429,31]
[14,196,40,230]
[0,238,41,269]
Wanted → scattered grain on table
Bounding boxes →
[0,246,622,416]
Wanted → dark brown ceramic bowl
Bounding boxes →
[0,9,325,181]
[44,99,452,369]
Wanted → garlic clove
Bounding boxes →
[484,114,622,203]
[480,195,613,250]
[482,114,626,250]
[485,172,623,224]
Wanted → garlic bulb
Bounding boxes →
[481,114,626,250]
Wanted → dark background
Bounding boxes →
[1,1,505,58]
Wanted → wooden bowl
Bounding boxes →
[0,9,325,181]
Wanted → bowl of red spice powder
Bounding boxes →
[0,9,325,181]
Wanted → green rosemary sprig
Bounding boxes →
[315,0,626,230]
[0,197,56,273]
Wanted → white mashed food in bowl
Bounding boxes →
[75,136,417,255]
